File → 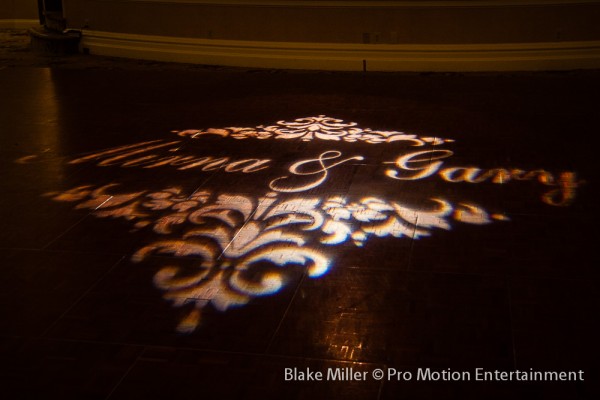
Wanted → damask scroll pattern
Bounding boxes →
[175,115,454,145]
[46,184,507,333]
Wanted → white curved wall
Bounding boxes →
[62,0,600,71]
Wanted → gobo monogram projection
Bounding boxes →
[22,116,581,333]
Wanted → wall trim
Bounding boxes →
[0,19,40,29]
[94,0,600,8]
[81,30,600,72]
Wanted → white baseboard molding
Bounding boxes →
[81,30,600,72]
[0,19,40,29]
[95,1,600,7]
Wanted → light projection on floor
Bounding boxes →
[46,185,505,333]
[21,115,582,333]
[175,115,452,145]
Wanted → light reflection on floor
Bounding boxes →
[26,116,580,333]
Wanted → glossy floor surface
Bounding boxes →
[1,45,599,399]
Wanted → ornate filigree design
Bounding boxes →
[20,113,580,335]
[175,115,454,145]
[46,184,506,333]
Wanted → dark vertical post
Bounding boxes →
[37,0,45,25]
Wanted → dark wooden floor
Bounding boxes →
[0,62,598,399]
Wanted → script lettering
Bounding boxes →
[385,150,454,180]
[270,151,364,193]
